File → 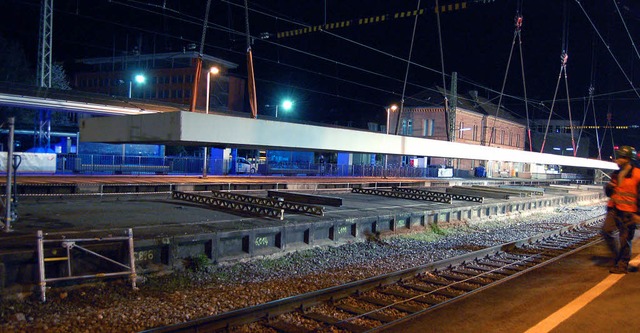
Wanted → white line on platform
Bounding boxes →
[525,253,640,333]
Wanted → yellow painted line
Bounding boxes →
[525,254,640,333]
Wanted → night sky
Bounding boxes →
[2,0,640,149]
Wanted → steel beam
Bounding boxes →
[172,191,284,220]
[211,190,324,216]
[267,190,343,207]
[352,187,452,204]
[393,187,483,203]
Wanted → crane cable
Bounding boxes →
[600,108,616,158]
[517,13,533,152]
[540,0,577,156]
[435,0,449,141]
[244,0,258,119]
[395,0,422,135]
[488,0,531,150]
[580,34,602,160]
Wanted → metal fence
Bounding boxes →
[54,153,472,178]
[53,153,591,180]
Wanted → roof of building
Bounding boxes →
[404,87,525,125]
[76,51,239,69]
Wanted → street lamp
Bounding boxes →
[384,104,398,178]
[205,66,220,114]
[266,99,294,118]
[386,104,398,135]
[203,66,220,178]
[128,74,146,98]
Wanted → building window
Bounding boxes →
[516,134,521,147]
[491,128,497,143]
[425,119,435,136]
[473,125,478,141]
[407,119,413,135]
[500,130,505,145]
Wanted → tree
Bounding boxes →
[51,62,71,90]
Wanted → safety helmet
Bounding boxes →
[616,145,637,160]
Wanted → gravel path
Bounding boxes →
[0,204,606,333]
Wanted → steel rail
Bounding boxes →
[139,214,604,333]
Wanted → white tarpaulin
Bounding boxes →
[0,152,56,173]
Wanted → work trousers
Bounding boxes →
[601,207,637,268]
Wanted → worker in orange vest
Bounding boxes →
[602,145,640,274]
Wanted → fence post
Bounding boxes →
[37,230,46,302]
[127,228,137,290]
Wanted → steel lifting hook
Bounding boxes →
[560,51,569,65]
[515,15,523,30]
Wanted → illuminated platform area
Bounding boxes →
[80,111,617,171]
[386,233,640,333]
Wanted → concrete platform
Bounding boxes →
[0,176,604,294]
[383,233,640,333]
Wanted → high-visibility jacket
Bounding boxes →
[608,167,640,212]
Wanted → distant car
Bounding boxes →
[236,157,256,174]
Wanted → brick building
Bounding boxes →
[73,51,243,112]
[386,88,527,177]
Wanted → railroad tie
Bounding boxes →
[302,312,369,333]
[335,303,397,323]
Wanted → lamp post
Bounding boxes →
[384,104,398,178]
[205,66,220,114]
[128,74,146,98]
[266,99,293,118]
[202,66,220,178]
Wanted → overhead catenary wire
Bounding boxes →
[575,0,640,101]
[86,0,601,115]
[34,0,640,136]
[612,0,640,63]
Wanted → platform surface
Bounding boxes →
[383,234,640,333]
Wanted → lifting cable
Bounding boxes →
[245,0,258,119]
[435,0,450,140]
[540,0,577,156]
[488,0,533,151]
[586,86,603,159]
[395,0,422,135]
[600,108,616,158]
[189,0,212,112]
[579,34,603,160]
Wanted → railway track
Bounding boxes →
[141,215,604,333]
